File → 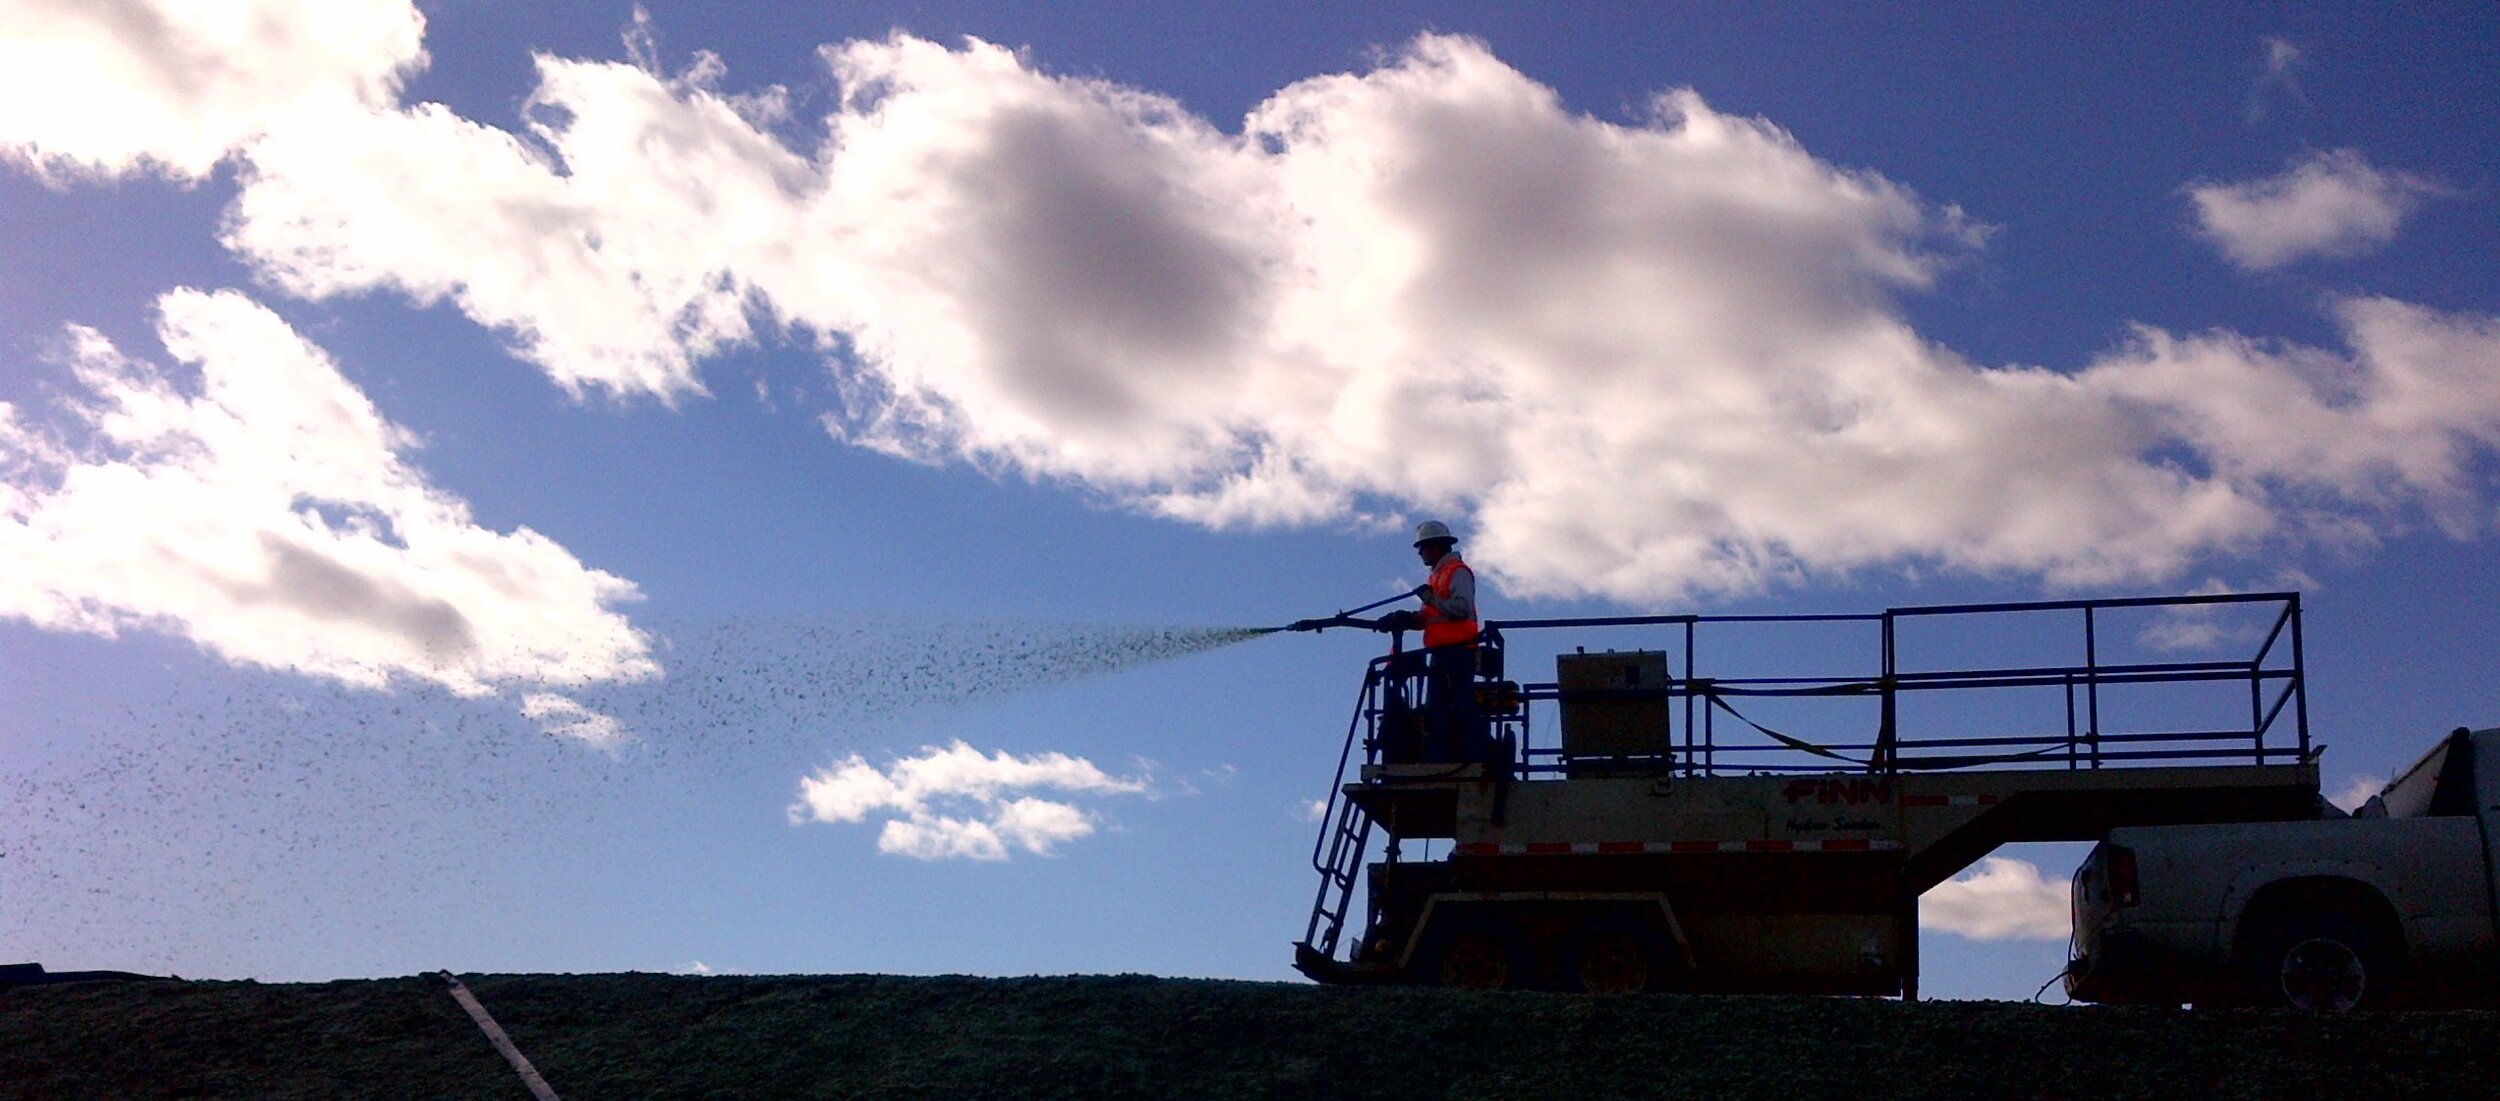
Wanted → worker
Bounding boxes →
[1377,520,1483,762]
[1378,520,1477,644]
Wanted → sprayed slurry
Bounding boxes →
[0,620,1280,978]
[552,620,1280,763]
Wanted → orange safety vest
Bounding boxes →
[1421,554,1480,649]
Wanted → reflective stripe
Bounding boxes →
[1902,793,2000,807]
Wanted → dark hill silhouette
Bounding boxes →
[4,972,2495,1099]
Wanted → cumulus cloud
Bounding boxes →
[225,51,801,399]
[30,18,2500,603]
[2089,297,2500,536]
[0,289,658,704]
[1922,857,2070,941]
[787,740,1150,860]
[2189,150,2444,270]
[0,0,426,181]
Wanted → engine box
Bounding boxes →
[1557,650,1671,767]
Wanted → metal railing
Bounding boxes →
[1297,592,2309,972]
[1343,592,2308,780]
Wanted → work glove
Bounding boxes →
[1409,584,1434,599]
[1377,610,1423,633]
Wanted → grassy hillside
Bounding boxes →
[6,972,2496,1099]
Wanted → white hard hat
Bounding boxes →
[1412,520,1457,547]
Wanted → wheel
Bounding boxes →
[1414,911,1523,990]
[2245,912,2397,1012]
[1566,911,1675,995]
[1436,931,1512,990]
[1573,931,1653,995]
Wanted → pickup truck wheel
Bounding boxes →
[2249,913,2394,1012]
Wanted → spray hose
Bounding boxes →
[1283,589,1422,633]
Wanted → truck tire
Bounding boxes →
[2244,911,2398,1012]
[1414,911,1524,990]
[1566,912,1676,995]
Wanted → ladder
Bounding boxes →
[1299,669,1389,961]
[1301,793,1374,958]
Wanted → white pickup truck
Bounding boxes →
[2066,726,2500,1010]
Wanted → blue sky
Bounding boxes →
[3,2,2496,1001]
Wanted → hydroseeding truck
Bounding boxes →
[1289,593,2324,997]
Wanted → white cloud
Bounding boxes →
[33,20,2500,604]
[2329,774,2386,813]
[225,52,801,400]
[673,960,716,976]
[0,289,658,699]
[2135,579,2248,652]
[1922,857,2070,941]
[1301,798,1330,822]
[519,692,630,750]
[2139,609,2225,652]
[876,815,1008,861]
[788,740,1149,860]
[2246,36,2305,124]
[2189,149,2443,270]
[991,797,1098,852]
[2088,297,2500,537]
[0,0,426,181]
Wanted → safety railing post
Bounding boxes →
[1703,689,1716,776]
[2083,606,2102,769]
[2065,672,2079,770]
[2249,641,2265,765]
[1878,611,1897,774]
[2290,593,2310,761]
[1684,619,1700,776]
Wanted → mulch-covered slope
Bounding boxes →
[6,973,2496,1100]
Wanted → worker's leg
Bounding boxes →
[1423,646,1480,763]
[1420,648,1453,762]
[1451,645,1486,763]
